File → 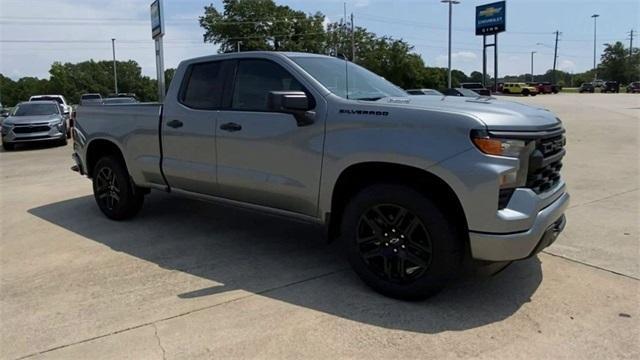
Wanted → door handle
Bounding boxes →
[220,122,242,132]
[167,119,183,128]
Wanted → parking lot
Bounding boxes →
[0,93,638,359]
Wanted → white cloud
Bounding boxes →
[435,51,478,67]
[558,59,576,72]
[353,0,371,8]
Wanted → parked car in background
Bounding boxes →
[502,83,538,96]
[406,88,443,96]
[1,101,68,150]
[528,82,553,94]
[29,95,72,137]
[601,81,620,93]
[460,82,491,96]
[626,82,640,93]
[442,88,484,97]
[73,52,569,299]
[80,93,103,105]
[102,97,139,104]
[579,83,595,93]
[592,79,605,88]
[108,93,138,100]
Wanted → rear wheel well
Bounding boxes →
[86,139,126,178]
[328,162,468,244]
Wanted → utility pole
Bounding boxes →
[111,38,118,94]
[441,0,460,88]
[591,14,599,80]
[629,29,634,57]
[530,51,536,82]
[237,41,242,53]
[350,13,355,62]
[552,31,560,84]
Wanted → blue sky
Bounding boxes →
[1,0,638,80]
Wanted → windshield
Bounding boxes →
[291,56,407,100]
[31,96,63,105]
[13,103,59,116]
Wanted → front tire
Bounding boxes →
[92,156,144,220]
[341,184,462,300]
[522,89,530,96]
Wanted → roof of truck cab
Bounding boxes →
[183,51,332,64]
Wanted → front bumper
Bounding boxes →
[469,191,570,261]
[2,127,65,143]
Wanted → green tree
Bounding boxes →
[199,0,326,53]
[599,42,629,83]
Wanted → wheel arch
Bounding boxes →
[85,138,128,178]
[326,162,468,244]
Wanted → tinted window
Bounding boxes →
[181,61,224,109]
[232,59,304,111]
[13,103,60,116]
[292,56,407,100]
[82,94,101,100]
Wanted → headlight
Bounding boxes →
[471,130,533,189]
[471,132,527,158]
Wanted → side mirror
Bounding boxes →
[268,91,314,126]
[1,111,9,118]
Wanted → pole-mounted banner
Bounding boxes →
[476,1,505,93]
[151,0,165,101]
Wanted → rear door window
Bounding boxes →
[180,61,225,109]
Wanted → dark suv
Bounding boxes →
[601,81,619,93]
[579,83,595,93]
[626,82,640,93]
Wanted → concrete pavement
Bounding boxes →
[1,93,638,359]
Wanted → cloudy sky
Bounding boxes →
[1,0,638,80]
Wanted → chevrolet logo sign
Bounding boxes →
[479,6,502,17]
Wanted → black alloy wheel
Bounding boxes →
[342,184,462,300]
[92,156,144,220]
[356,204,432,283]
[95,165,121,212]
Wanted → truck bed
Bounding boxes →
[75,103,165,187]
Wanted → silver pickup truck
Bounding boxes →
[73,52,569,299]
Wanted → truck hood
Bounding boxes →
[4,114,62,125]
[390,96,561,131]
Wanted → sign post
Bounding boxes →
[151,0,165,102]
[476,1,506,93]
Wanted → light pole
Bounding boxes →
[591,14,599,80]
[530,51,536,82]
[111,38,118,94]
[441,0,460,88]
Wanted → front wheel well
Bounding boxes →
[328,162,468,244]
[85,139,126,178]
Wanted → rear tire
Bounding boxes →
[92,156,144,220]
[341,184,462,300]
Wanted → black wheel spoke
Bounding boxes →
[356,203,432,284]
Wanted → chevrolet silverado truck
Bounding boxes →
[72,52,569,299]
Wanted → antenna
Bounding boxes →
[344,2,349,99]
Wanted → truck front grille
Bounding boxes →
[526,131,566,194]
[526,160,563,193]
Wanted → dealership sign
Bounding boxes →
[476,1,506,36]
[150,0,164,39]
